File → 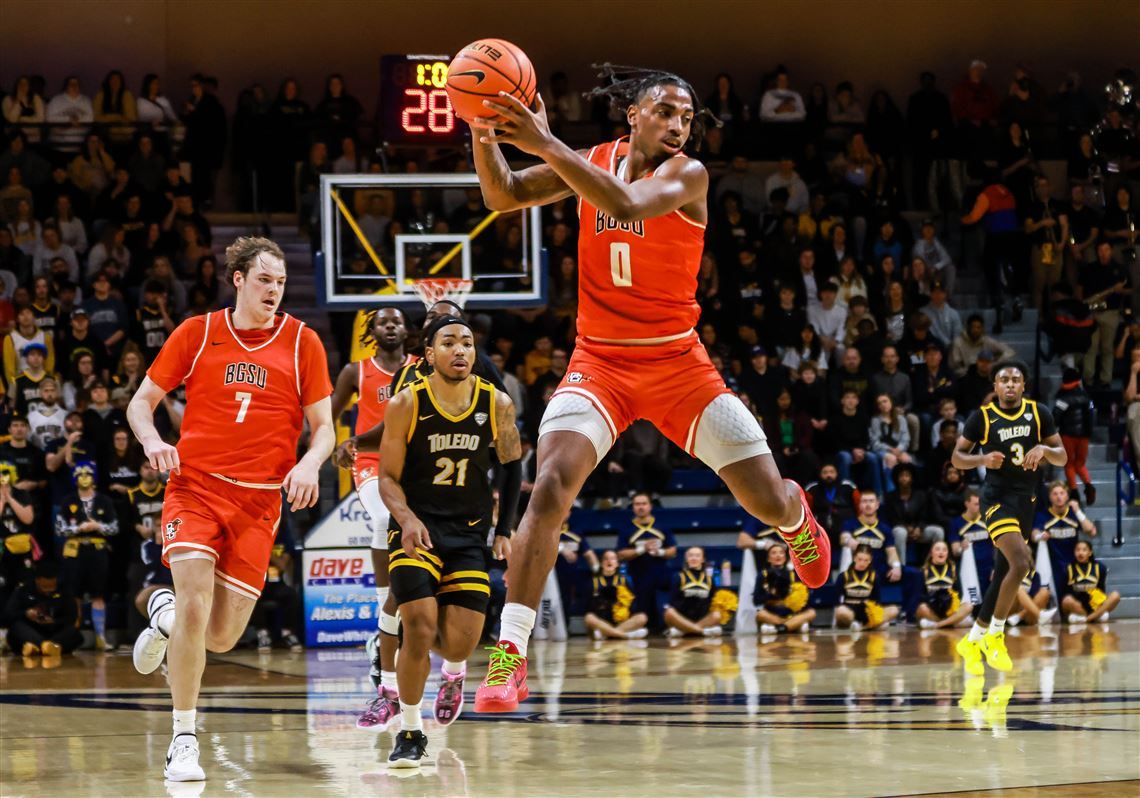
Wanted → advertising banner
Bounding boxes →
[302,548,377,648]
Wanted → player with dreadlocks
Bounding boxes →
[467,65,832,713]
[329,306,414,730]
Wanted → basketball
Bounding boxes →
[445,38,535,122]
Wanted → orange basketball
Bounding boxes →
[446,39,535,123]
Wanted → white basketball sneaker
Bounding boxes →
[165,734,205,781]
[134,625,170,675]
[135,589,174,674]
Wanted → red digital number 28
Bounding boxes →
[402,89,454,134]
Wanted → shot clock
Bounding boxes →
[379,54,466,143]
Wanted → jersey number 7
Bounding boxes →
[234,391,252,423]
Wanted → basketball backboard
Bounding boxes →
[317,173,546,309]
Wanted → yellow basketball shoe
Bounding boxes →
[955,634,985,676]
[980,632,1013,672]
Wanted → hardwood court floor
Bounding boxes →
[1,621,1138,798]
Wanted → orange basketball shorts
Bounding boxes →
[161,464,283,599]
[550,334,733,453]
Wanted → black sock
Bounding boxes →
[977,549,1009,625]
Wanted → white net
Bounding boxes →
[411,278,474,309]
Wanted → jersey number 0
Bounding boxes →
[610,242,633,287]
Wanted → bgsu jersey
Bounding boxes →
[355,354,416,435]
[576,138,706,342]
[148,309,332,484]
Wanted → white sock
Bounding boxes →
[399,700,422,732]
[172,708,196,737]
[499,604,537,658]
[777,503,806,533]
[968,622,986,642]
[149,589,176,637]
[442,659,465,676]
[988,617,1006,636]
[380,670,398,692]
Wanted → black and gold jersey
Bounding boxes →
[400,376,496,526]
[592,572,632,603]
[1066,561,1107,595]
[753,564,800,604]
[841,565,878,606]
[390,359,433,396]
[128,482,165,535]
[13,371,48,416]
[922,562,957,595]
[31,301,61,338]
[962,398,1057,496]
[136,306,170,363]
[670,567,713,620]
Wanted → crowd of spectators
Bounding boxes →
[0,58,1136,653]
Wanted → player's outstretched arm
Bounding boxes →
[476,93,708,223]
[377,392,431,560]
[283,396,334,512]
[127,377,180,474]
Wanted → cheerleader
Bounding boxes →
[663,547,729,638]
[834,544,899,630]
[1061,540,1121,624]
[752,543,816,633]
[583,550,649,640]
[1032,481,1096,581]
[916,541,974,628]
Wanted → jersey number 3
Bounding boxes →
[1009,442,1024,465]
[610,242,633,287]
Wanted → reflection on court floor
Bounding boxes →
[2,622,1138,797]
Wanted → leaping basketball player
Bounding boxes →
[329,307,415,730]
[467,68,832,712]
[127,237,334,781]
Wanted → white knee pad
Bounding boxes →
[358,482,390,550]
[537,389,615,465]
[379,609,400,636]
[689,393,771,473]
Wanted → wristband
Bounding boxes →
[1074,509,1088,523]
[636,542,647,555]
[890,562,901,569]
[754,540,765,550]
[591,562,600,574]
